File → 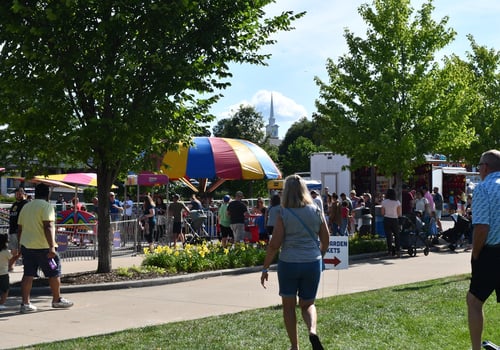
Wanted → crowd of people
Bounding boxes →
[0,147,498,350]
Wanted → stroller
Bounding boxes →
[398,212,431,257]
[439,213,471,251]
[184,210,210,244]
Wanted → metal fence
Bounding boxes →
[4,206,233,261]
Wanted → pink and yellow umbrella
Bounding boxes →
[35,173,99,187]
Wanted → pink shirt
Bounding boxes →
[424,191,435,211]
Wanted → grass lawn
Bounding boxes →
[19,274,500,350]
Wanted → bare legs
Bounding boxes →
[21,276,62,305]
[282,297,299,349]
[282,296,320,350]
[467,291,484,350]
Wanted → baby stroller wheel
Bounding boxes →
[424,247,429,256]
[407,248,412,256]
[412,248,417,257]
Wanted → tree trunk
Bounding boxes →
[394,172,403,204]
[96,166,116,273]
[370,166,377,234]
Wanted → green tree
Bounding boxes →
[315,0,473,194]
[213,105,266,144]
[0,2,303,272]
[461,36,500,162]
[212,105,278,198]
[281,136,319,176]
[278,117,326,176]
[278,117,318,155]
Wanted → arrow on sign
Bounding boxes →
[324,256,341,266]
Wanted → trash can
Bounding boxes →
[374,205,385,237]
[245,215,261,242]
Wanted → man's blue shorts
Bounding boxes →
[277,259,322,301]
[21,246,61,278]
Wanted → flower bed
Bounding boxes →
[142,241,269,273]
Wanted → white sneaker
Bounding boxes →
[52,297,73,309]
[20,303,37,313]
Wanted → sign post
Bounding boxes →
[323,236,349,270]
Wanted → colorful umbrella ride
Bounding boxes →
[57,209,97,225]
[160,137,282,192]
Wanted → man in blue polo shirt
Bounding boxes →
[467,149,500,350]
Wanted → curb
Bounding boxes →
[8,265,266,296]
[9,252,387,296]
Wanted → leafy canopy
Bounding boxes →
[314,0,474,182]
[0,1,303,272]
[212,104,266,144]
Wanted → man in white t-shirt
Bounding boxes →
[123,195,134,242]
[310,190,323,211]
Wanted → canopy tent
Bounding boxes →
[125,173,169,187]
[124,172,169,250]
[125,172,169,203]
[160,137,282,192]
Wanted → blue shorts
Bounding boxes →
[277,260,321,301]
[21,246,61,278]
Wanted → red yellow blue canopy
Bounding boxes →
[160,137,281,186]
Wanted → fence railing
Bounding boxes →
[4,207,241,261]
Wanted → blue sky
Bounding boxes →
[208,0,500,139]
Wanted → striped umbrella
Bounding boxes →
[160,137,281,191]
[35,173,99,187]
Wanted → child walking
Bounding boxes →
[0,234,15,310]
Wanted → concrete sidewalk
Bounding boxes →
[1,245,472,349]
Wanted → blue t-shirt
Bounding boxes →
[472,171,500,245]
[279,204,323,263]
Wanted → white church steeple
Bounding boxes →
[265,93,280,143]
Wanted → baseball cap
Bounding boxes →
[235,191,244,197]
[310,190,319,195]
[109,192,115,196]
[223,195,231,202]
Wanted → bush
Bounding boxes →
[349,233,386,255]
[142,236,386,274]
[142,241,269,273]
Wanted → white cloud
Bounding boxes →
[211,90,308,139]
[209,0,500,139]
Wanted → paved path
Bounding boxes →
[2,220,472,349]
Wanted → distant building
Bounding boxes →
[265,93,282,146]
